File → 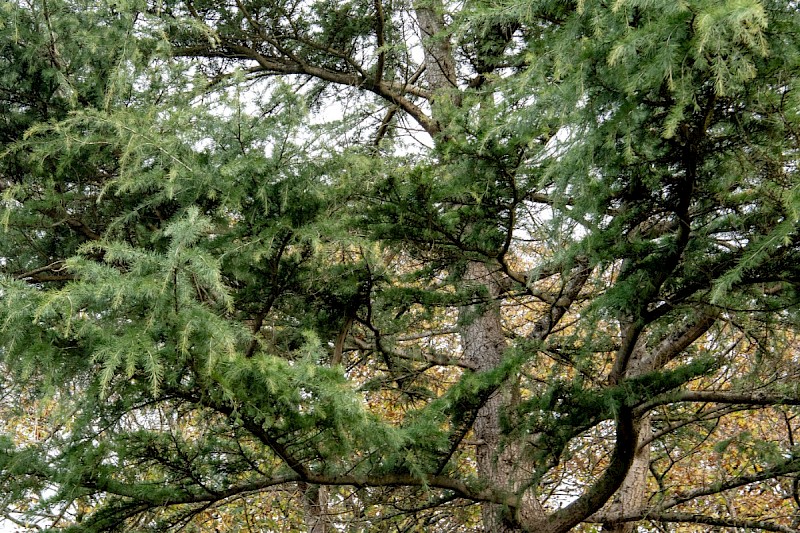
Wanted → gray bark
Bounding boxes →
[414,0,458,94]
[300,482,332,533]
[601,416,651,533]
[461,262,544,532]
[413,5,547,529]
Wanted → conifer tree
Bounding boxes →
[2,0,800,532]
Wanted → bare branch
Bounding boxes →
[528,261,591,341]
[659,457,800,510]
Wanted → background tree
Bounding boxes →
[2,0,800,532]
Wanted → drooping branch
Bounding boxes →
[167,384,312,480]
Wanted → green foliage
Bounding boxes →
[1,0,800,531]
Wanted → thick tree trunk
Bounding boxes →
[413,0,458,93]
[413,5,543,529]
[461,262,544,532]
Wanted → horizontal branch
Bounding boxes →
[91,470,515,511]
[635,512,795,533]
[13,260,74,283]
[304,472,514,506]
[641,390,800,413]
[394,328,458,342]
[351,334,475,370]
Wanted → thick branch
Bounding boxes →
[527,407,639,533]
[629,309,718,376]
[91,470,515,511]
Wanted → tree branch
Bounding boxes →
[527,406,639,533]
[621,512,796,533]
[174,40,439,135]
[527,261,591,341]
[640,390,800,413]
[90,470,516,512]
[594,454,800,525]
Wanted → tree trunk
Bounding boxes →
[413,0,458,93]
[461,262,544,532]
[413,5,543,529]
[299,482,332,533]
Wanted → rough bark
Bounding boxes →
[461,262,544,532]
[409,5,543,528]
[299,482,332,533]
[412,4,547,525]
[413,0,458,94]
[602,338,655,533]
[601,417,651,533]
[601,311,717,532]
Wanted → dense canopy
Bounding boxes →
[2,0,800,531]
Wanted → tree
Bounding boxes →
[2,0,800,531]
